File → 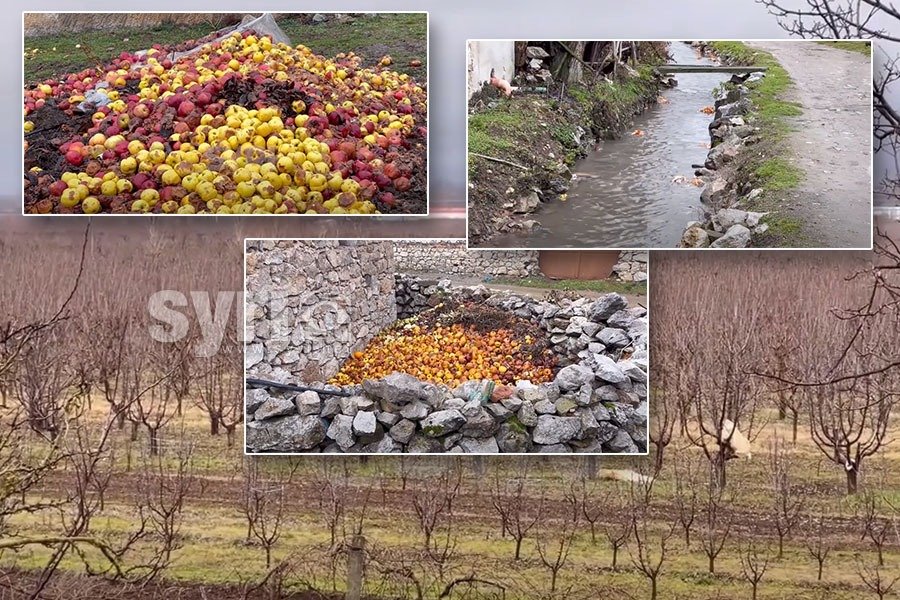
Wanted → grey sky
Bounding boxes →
[13,1,805,214]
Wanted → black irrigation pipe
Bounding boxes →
[245,377,353,397]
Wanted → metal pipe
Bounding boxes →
[245,377,353,397]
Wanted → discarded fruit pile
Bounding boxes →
[23,29,427,214]
[330,302,557,387]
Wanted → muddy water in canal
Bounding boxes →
[488,43,732,249]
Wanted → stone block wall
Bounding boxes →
[612,251,649,282]
[245,240,396,383]
[393,241,539,278]
[246,275,649,454]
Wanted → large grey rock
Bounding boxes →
[458,437,500,453]
[295,391,321,416]
[376,410,400,427]
[326,414,356,451]
[254,396,296,421]
[400,400,430,421]
[555,396,578,415]
[352,410,377,438]
[407,434,443,453]
[496,422,533,453]
[361,436,398,453]
[460,409,499,438]
[589,294,628,321]
[598,328,630,348]
[534,399,557,414]
[681,225,711,248]
[532,415,581,445]
[593,355,628,384]
[517,402,538,427]
[321,396,342,418]
[420,410,466,437]
[700,176,729,205]
[618,359,648,384]
[604,429,640,453]
[388,419,417,444]
[515,381,547,403]
[711,224,752,248]
[362,372,433,405]
[246,416,326,452]
[715,98,751,120]
[512,191,541,214]
[246,388,269,415]
[485,403,513,421]
[526,45,550,59]
[555,364,594,391]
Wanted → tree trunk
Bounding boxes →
[346,535,365,600]
[149,429,160,456]
[712,454,727,491]
[708,554,715,574]
[650,576,658,600]
[653,447,665,475]
[209,415,220,436]
[611,544,618,569]
[226,426,235,447]
[752,583,758,600]
[550,569,558,594]
[846,466,859,495]
[791,411,799,444]
[778,535,784,559]
[514,537,523,560]
[817,560,823,581]
[130,420,139,442]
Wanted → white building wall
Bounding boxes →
[467,40,515,99]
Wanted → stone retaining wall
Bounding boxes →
[246,276,649,454]
[611,251,649,282]
[393,241,539,278]
[245,240,396,383]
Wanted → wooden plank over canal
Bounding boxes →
[658,64,768,74]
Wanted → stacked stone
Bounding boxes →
[393,241,540,278]
[246,278,649,454]
[611,251,649,282]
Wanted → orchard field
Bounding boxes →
[1,218,899,599]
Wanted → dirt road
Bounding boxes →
[747,42,871,248]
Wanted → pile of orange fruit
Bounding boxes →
[330,322,555,388]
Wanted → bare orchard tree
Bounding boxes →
[699,477,733,575]
[739,540,772,600]
[241,457,301,569]
[804,372,895,494]
[857,556,900,600]
[489,460,541,560]
[672,450,702,549]
[769,437,804,559]
[627,493,676,600]
[194,331,243,445]
[535,484,579,597]
[11,332,80,441]
[803,506,835,583]
[859,491,893,567]
[411,462,462,557]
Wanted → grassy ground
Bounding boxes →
[816,40,872,56]
[709,41,806,245]
[24,13,427,83]
[491,275,647,296]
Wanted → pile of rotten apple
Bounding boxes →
[246,281,648,454]
[23,29,427,214]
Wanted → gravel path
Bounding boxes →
[747,42,871,248]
